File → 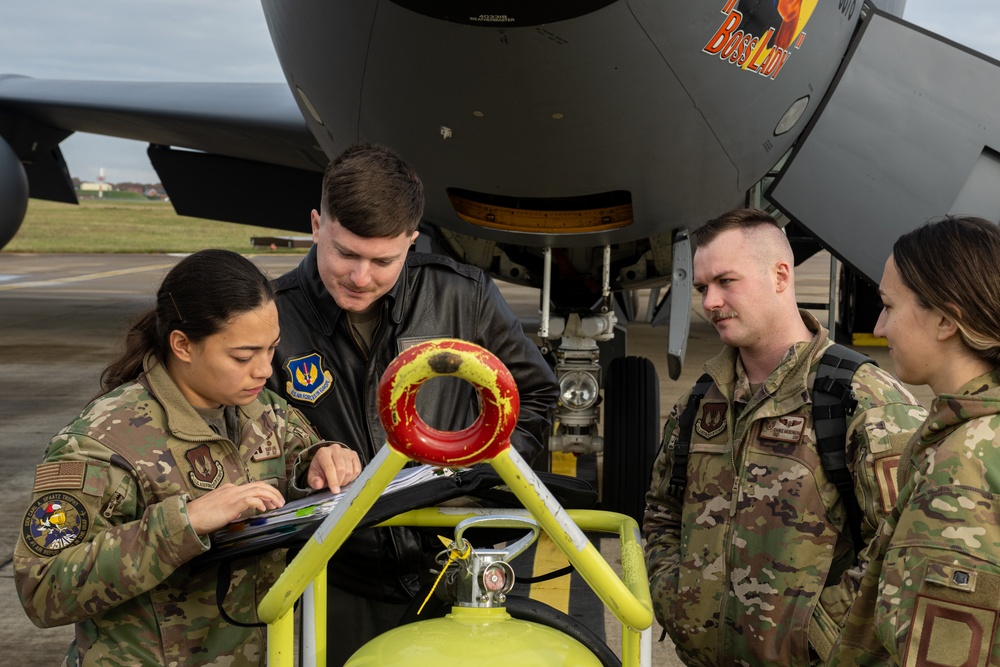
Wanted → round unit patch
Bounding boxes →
[22,492,90,557]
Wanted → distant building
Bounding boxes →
[79,182,113,192]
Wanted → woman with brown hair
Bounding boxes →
[830,216,1000,665]
[15,249,360,666]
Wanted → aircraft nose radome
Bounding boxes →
[266,1,751,245]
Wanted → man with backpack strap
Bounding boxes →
[643,208,927,666]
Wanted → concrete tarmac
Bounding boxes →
[0,251,933,665]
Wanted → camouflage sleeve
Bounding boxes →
[845,364,928,543]
[14,433,209,628]
[279,401,326,499]
[813,365,928,638]
[874,420,1000,664]
[642,396,687,627]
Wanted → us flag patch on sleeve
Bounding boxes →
[32,461,86,492]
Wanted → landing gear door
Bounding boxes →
[767,6,1000,284]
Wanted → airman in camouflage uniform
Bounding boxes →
[643,209,926,666]
[13,249,360,667]
[828,216,1000,666]
[14,356,326,666]
[829,371,1000,665]
[645,312,925,666]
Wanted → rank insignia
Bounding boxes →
[284,352,333,404]
[695,403,727,439]
[251,441,281,462]
[22,492,90,557]
[185,444,224,489]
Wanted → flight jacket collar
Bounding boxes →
[139,353,264,442]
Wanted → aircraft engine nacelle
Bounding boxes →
[0,134,28,249]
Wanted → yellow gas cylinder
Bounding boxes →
[345,606,603,666]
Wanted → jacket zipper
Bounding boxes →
[718,405,753,661]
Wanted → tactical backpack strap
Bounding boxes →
[812,344,875,556]
[667,373,714,500]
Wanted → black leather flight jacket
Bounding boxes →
[268,247,558,602]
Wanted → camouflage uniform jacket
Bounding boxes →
[14,355,323,667]
[643,312,927,667]
[829,369,1000,666]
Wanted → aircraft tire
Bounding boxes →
[602,355,659,524]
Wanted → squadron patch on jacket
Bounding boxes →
[22,492,90,557]
[185,444,225,489]
[759,415,806,444]
[695,402,727,439]
[284,352,333,404]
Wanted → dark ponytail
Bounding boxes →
[99,249,275,394]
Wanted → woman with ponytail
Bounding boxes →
[830,216,1000,665]
[14,249,360,666]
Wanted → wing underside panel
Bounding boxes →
[768,9,1000,282]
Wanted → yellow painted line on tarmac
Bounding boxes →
[530,451,577,612]
[0,264,175,291]
[852,333,888,346]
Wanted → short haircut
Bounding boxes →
[691,207,780,249]
[320,143,425,238]
[692,207,793,272]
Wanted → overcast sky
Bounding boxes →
[1,0,997,184]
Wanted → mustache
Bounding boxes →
[710,310,737,323]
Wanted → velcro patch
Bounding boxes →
[874,454,901,514]
[284,352,333,404]
[904,594,995,667]
[759,415,806,443]
[926,561,978,593]
[33,461,86,493]
[398,336,445,355]
[695,403,727,439]
[251,441,281,462]
[22,492,91,557]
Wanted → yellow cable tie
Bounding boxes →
[416,541,474,615]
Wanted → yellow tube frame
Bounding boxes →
[258,444,652,666]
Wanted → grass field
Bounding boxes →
[3,199,310,254]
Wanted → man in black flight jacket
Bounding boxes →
[267,143,559,665]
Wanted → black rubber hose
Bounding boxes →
[399,588,621,667]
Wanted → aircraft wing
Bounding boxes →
[768,8,1000,284]
[0,76,325,232]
